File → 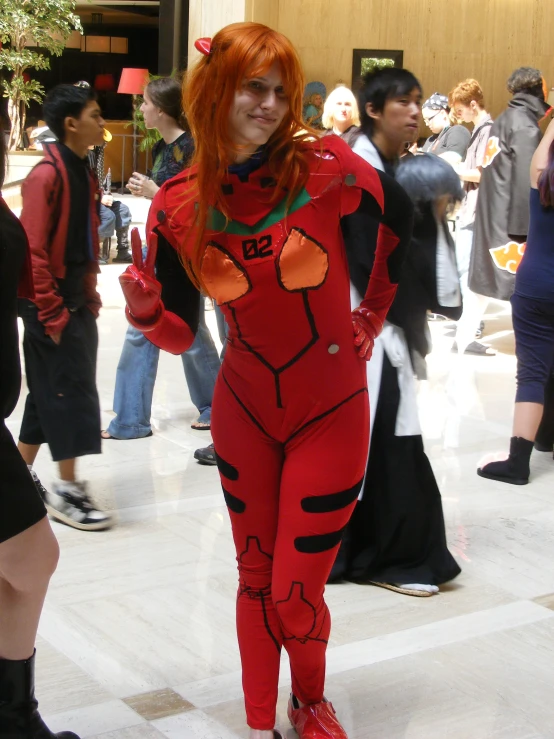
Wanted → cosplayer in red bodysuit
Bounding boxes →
[120,23,412,739]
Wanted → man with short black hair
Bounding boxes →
[17,83,113,531]
[352,66,422,176]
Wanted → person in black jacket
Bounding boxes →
[469,67,550,302]
[0,123,80,738]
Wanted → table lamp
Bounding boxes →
[117,68,149,174]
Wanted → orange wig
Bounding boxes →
[180,22,316,291]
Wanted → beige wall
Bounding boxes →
[245,0,279,28]
[247,0,554,120]
[188,0,248,63]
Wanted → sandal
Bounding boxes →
[451,341,496,356]
[101,430,153,440]
[190,420,211,430]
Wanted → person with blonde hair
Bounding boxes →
[118,21,412,739]
[322,85,360,146]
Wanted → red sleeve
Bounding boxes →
[123,175,199,355]
[20,167,70,335]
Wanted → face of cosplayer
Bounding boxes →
[369,87,421,149]
[313,94,323,108]
[228,62,289,163]
[453,101,481,124]
[140,91,161,130]
[65,100,105,155]
[333,96,354,126]
[423,107,449,133]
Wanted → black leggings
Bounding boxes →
[511,293,554,404]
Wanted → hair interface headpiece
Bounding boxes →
[194,37,212,56]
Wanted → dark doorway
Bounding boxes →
[351,49,404,90]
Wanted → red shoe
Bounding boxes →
[287,695,348,738]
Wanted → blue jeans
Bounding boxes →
[106,299,222,438]
[98,205,116,240]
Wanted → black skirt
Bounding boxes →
[0,422,46,544]
[332,354,461,585]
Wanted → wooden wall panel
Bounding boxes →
[272,0,554,119]
[188,0,247,63]
[246,0,279,28]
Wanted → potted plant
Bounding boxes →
[0,0,82,150]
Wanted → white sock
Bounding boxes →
[399,583,439,594]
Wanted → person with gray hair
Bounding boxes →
[468,66,549,303]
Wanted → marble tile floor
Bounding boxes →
[6,211,554,737]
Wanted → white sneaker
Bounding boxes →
[46,481,113,531]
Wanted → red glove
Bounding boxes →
[119,228,164,331]
[351,305,383,361]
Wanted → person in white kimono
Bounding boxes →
[331,67,462,596]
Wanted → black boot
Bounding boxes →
[535,374,554,453]
[112,228,132,263]
[98,238,111,265]
[0,651,80,738]
[477,436,534,485]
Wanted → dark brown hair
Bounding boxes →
[145,77,188,130]
[507,67,544,99]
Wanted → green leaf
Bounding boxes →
[0,0,82,147]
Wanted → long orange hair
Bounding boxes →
[180,22,316,291]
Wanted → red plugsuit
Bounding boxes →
[122,136,412,730]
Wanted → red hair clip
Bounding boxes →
[194,37,212,56]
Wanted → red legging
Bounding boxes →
[211,375,368,730]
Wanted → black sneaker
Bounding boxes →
[30,469,48,502]
[46,481,113,531]
[194,443,217,466]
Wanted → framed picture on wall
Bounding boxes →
[351,49,403,90]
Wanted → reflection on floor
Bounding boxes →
[8,214,554,737]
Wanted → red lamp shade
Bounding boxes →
[117,68,149,95]
[94,73,116,92]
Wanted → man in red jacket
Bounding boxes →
[17,84,113,531]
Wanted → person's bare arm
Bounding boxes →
[439,151,463,166]
[531,116,554,188]
[454,163,482,183]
